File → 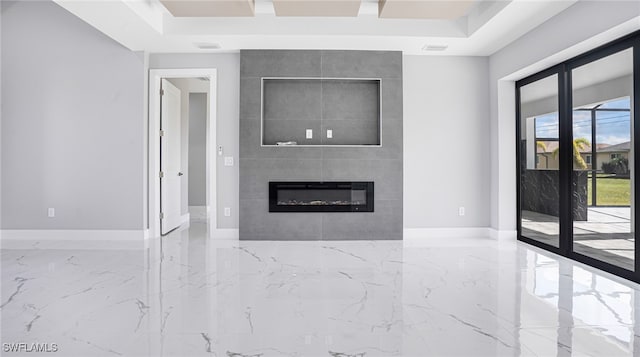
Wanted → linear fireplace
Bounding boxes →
[269,182,374,212]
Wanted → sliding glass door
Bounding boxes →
[571,48,635,271]
[517,31,640,282]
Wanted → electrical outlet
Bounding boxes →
[458,207,465,216]
[224,156,234,166]
[306,129,313,139]
[224,207,231,217]
[327,129,333,139]
[48,208,55,218]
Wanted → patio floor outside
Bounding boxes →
[522,207,634,270]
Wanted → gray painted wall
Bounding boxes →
[1,1,145,230]
[149,54,239,229]
[189,93,207,206]
[403,56,490,228]
[239,50,403,240]
[150,52,492,232]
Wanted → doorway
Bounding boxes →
[149,69,217,238]
[516,32,639,282]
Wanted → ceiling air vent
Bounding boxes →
[422,44,449,52]
[195,42,221,50]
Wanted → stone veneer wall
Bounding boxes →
[239,50,403,240]
[521,170,588,221]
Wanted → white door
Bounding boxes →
[160,79,182,235]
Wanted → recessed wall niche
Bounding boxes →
[261,78,381,146]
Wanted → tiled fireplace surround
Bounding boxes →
[239,50,403,240]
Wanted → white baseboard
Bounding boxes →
[403,228,517,241]
[403,227,492,239]
[212,229,239,239]
[0,229,150,250]
[0,229,148,241]
[189,206,209,222]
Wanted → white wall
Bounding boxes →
[489,0,640,232]
[1,1,145,230]
[403,56,490,228]
[149,54,239,229]
[188,93,207,207]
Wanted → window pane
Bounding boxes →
[520,74,560,248]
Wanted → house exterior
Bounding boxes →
[536,140,630,171]
[596,141,630,170]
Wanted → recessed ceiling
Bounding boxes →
[159,0,255,17]
[52,0,578,56]
[378,0,475,19]
[272,0,361,17]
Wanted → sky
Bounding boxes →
[535,97,631,146]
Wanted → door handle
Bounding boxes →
[178,172,184,176]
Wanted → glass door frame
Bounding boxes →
[516,30,640,283]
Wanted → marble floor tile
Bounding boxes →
[3,222,640,356]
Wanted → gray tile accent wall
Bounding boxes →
[240,50,403,240]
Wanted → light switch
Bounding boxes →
[306,129,313,139]
[326,129,333,139]
[224,156,234,166]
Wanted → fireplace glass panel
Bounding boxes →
[269,182,374,212]
[277,189,366,206]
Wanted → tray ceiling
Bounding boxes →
[52,0,578,56]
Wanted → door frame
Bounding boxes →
[148,69,218,238]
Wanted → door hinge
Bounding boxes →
[160,212,164,219]
[159,130,165,137]
[159,171,164,178]
[160,88,165,96]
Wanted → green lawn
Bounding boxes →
[587,175,630,206]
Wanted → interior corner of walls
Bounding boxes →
[488,228,517,241]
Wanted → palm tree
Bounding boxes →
[552,138,590,169]
[536,141,547,152]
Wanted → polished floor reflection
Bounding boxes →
[3,223,640,356]
[522,207,634,270]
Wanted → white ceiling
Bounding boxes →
[53,0,578,56]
